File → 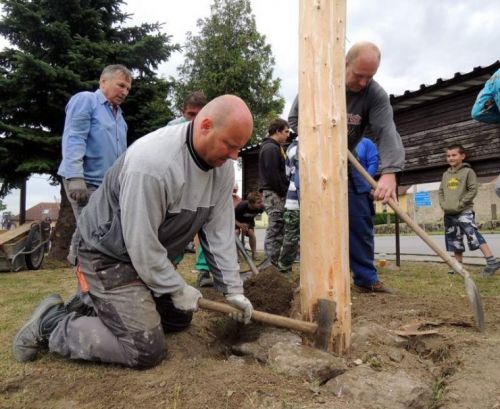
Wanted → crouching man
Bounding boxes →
[12,95,254,369]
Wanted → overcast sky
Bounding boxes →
[2,0,499,214]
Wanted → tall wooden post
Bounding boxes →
[298,0,350,353]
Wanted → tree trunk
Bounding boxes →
[48,182,75,260]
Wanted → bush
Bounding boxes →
[374,213,398,225]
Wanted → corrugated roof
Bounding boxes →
[389,60,500,111]
[240,60,499,154]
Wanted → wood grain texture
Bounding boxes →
[298,0,350,354]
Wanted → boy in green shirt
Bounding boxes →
[438,144,499,276]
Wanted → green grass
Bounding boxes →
[375,230,500,236]
[0,253,199,380]
[1,254,499,388]
[377,261,500,298]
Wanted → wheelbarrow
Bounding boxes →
[0,221,51,272]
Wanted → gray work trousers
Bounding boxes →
[262,190,285,264]
[49,243,193,369]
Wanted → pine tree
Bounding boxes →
[176,0,284,141]
[0,0,179,258]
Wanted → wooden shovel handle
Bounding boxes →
[198,298,318,334]
[348,151,485,331]
[347,151,464,276]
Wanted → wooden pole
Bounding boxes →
[298,0,350,354]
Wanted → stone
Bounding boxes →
[232,326,302,363]
[228,355,246,364]
[351,318,407,352]
[324,365,432,409]
[268,342,347,383]
[388,349,404,363]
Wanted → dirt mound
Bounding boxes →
[244,265,294,315]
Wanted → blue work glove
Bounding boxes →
[68,178,89,206]
[225,294,253,324]
[171,285,202,312]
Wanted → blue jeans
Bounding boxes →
[348,189,378,287]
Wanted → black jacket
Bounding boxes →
[258,138,288,197]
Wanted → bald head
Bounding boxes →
[346,42,381,65]
[193,95,253,167]
[345,41,381,92]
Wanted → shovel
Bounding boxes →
[347,151,485,331]
[235,235,260,276]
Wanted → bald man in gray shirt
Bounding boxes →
[13,95,255,369]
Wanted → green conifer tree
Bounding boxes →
[0,0,179,258]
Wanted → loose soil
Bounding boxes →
[243,265,294,315]
[1,257,500,409]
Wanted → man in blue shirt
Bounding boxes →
[58,65,132,314]
[58,64,133,218]
[349,137,381,291]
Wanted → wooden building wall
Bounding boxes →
[241,151,259,197]
[395,87,500,185]
[240,64,500,194]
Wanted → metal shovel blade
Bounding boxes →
[347,151,485,331]
[464,274,485,331]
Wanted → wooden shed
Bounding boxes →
[239,61,500,194]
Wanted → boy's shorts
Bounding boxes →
[444,210,486,253]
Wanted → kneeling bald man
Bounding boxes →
[13,95,254,369]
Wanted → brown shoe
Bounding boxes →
[354,281,393,294]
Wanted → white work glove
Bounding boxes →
[171,285,202,312]
[68,178,90,206]
[225,294,253,324]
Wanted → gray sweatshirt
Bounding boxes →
[77,122,243,296]
[288,80,405,174]
[438,162,478,215]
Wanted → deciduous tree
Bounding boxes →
[176,0,284,141]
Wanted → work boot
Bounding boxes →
[258,258,272,269]
[12,294,66,362]
[483,260,500,277]
[354,281,393,294]
[195,270,213,288]
[260,257,280,270]
[277,262,291,278]
[65,293,94,316]
[184,241,196,254]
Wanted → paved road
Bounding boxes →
[374,233,499,265]
[254,229,499,265]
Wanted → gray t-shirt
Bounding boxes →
[288,80,404,173]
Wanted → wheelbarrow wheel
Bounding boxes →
[25,224,45,270]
